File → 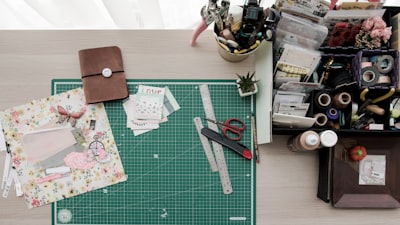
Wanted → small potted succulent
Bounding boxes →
[236,72,258,97]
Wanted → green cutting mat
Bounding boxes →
[52,79,256,225]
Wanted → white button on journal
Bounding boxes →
[102,68,112,77]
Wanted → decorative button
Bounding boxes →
[102,68,112,78]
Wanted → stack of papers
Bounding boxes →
[273,90,309,117]
[123,85,180,136]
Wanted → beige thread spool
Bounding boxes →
[315,92,332,109]
[313,113,328,127]
[333,92,351,109]
[287,130,320,152]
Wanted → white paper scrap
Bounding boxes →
[0,121,6,152]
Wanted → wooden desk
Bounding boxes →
[0,30,398,225]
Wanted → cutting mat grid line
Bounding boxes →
[52,80,255,225]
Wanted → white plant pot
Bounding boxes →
[236,79,258,97]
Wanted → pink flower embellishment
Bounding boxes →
[13,157,21,167]
[11,111,19,118]
[362,18,375,31]
[370,29,383,39]
[382,27,392,42]
[114,172,123,179]
[49,106,57,113]
[371,16,387,29]
[96,132,103,139]
[31,199,41,207]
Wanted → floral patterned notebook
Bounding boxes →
[0,88,127,208]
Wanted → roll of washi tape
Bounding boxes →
[361,66,380,87]
[314,91,332,109]
[333,92,351,109]
[326,107,339,120]
[376,54,394,74]
[377,75,391,85]
[313,113,328,127]
[361,61,373,68]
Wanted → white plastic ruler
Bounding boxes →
[193,117,218,172]
[199,84,232,194]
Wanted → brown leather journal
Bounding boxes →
[79,46,129,104]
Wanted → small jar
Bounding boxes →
[319,130,338,148]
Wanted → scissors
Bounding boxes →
[206,118,246,141]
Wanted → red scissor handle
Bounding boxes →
[222,118,246,141]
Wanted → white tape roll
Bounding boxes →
[376,54,394,74]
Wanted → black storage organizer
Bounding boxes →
[273,38,400,136]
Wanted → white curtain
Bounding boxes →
[0,0,275,29]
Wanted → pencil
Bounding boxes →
[251,113,260,163]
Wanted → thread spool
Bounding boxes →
[326,107,339,120]
[315,91,332,109]
[287,130,320,152]
[333,92,351,109]
[319,130,338,148]
[313,113,328,127]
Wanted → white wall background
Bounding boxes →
[0,0,276,29]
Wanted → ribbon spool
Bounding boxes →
[361,66,380,87]
[333,92,351,109]
[314,91,332,109]
[375,54,394,74]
